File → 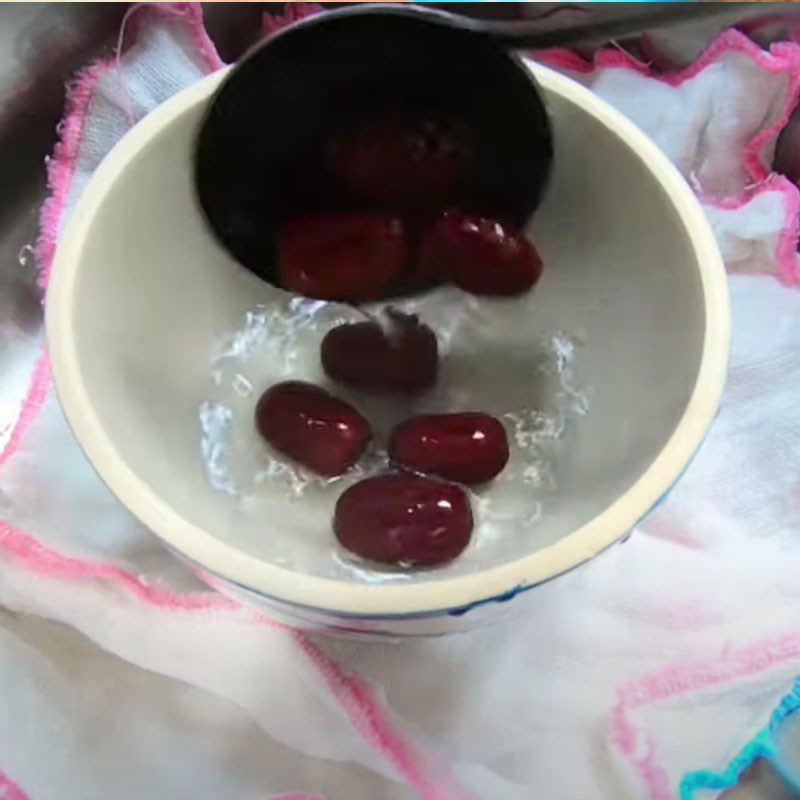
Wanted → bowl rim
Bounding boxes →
[46,63,730,617]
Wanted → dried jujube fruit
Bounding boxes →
[255,381,371,477]
[390,412,509,485]
[321,309,438,394]
[334,474,472,566]
[420,210,543,296]
[279,211,405,302]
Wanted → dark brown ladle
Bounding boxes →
[194,3,742,286]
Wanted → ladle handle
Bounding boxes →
[472,3,751,50]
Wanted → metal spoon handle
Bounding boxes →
[470,3,750,50]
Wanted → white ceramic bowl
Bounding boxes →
[47,64,729,637]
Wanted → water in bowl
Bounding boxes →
[199,286,588,583]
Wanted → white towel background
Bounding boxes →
[1,5,800,799]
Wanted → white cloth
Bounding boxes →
[2,5,800,799]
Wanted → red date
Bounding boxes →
[420,210,543,296]
[334,474,472,566]
[321,309,438,394]
[279,211,406,302]
[330,114,469,209]
[255,381,371,477]
[390,412,509,485]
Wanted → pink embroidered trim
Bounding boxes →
[120,4,224,74]
[776,180,800,285]
[0,11,461,799]
[115,3,225,126]
[0,521,242,614]
[35,60,110,292]
[1,50,109,469]
[291,631,475,800]
[0,769,32,800]
[701,173,800,284]
[0,516,461,799]
[11,13,800,800]
[535,28,800,190]
[168,3,226,72]
[0,350,50,472]
[4,1,225,473]
[611,633,800,799]
[37,1,220,291]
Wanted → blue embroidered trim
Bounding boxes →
[679,677,800,798]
